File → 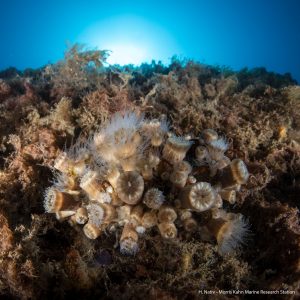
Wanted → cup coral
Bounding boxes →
[206,213,250,255]
[44,110,250,255]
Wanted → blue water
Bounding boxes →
[0,0,299,82]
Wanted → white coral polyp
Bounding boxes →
[104,111,143,136]
[86,203,104,227]
[209,137,229,152]
[218,215,250,255]
[120,238,139,255]
[92,111,144,164]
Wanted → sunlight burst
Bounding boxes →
[106,44,148,65]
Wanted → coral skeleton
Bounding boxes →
[44,111,250,255]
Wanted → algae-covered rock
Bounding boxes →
[0,47,299,299]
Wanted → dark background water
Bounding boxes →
[0,0,299,82]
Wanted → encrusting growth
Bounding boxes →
[44,110,250,255]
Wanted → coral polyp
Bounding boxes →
[115,171,144,205]
[44,110,250,255]
[180,182,216,212]
[206,212,250,255]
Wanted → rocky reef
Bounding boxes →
[0,45,299,299]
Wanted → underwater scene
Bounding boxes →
[0,1,299,299]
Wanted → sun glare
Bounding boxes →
[78,16,180,66]
[106,43,148,65]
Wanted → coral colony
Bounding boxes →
[44,111,250,255]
